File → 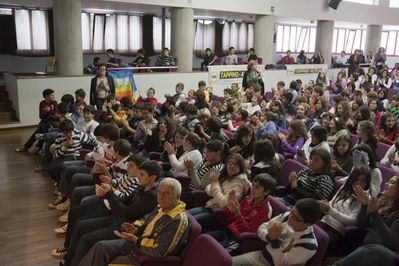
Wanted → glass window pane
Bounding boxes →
[282,26,290,51]
[31,10,48,50]
[116,15,128,51]
[386,32,396,55]
[15,9,31,50]
[309,27,316,53]
[332,29,338,53]
[93,15,105,52]
[248,23,254,49]
[81,13,91,51]
[129,16,142,51]
[380,31,389,50]
[276,25,284,52]
[104,15,116,50]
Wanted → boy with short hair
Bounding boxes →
[48,120,97,184]
[133,104,158,151]
[76,105,99,136]
[198,80,210,103]
[182,104,199,132]
[16,88,61,152]
[71,88,87,114]
[232,198,321,266]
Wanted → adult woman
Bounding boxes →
[282,148,334,207]
[375,47,387,72]
[333,175,399,266]
[242,61,265,95]
[89,64,115,109]
[251,139,281,181]
[377,69,392,90]
[165,132,203,177]
[348,49,360,77]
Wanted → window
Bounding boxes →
[103,14,143,53]
[380,30,399,55]
[275,24,316,53]
[332,28,366,54]
[390,0,399,8]
[194,19,215,55]
[153,17,171,52]
[222,21,254,53]
[343,0,379,5]
[81,13,94,52]
[14,9,49,54]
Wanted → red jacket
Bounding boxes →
[279,56,295,65]
[377,126,399,145]
[224,195,272,238]
[39,100,59,120]
[137,96,159,108]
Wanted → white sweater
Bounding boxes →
[321,187,362,235]
[205,173,251,208]
[300,140,330,162]
[339,168,382,197]
[381,144,399,174]
[168,149,203,177]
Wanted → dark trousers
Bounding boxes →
[48,156,77,182]
[24,119,51,150]
[58,163,90,198]
[188,207,215,230]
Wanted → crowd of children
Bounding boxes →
[16,61,399,266]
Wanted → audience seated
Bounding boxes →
[21,58,399,265]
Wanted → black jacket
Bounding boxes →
[90,74,115,106]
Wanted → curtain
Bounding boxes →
[92,15,105,52]
[129,16,143,52]
[153,17,171,52]
[194,19,215,56]
[222,21,254,53]
[81,13,93,52]
[15,9,49,54]
[104,14,116,50]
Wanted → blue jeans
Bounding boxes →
[333,244,395,266]
[188,207,215,230]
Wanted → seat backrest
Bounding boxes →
[376,142,391,162]
[279,159,307,187]
[351,134,359,146]
[269,196,289,217]
[183,234,232,266]
[306,224,330,266]
[180,212,202,259]
[379,164,397,192]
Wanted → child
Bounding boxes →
[71,88,87,114]
[132,104,158,152]
[281,91,294,116]
[223,88,233,104]
[298,125,330,164]
[330,135,353,177]
[368,98,382,126]
[16,88,61,152]
[76,105,99,137]
[137,87,158,108]
[227,109,248,132]
[182,104,200,132]
[318,166,371,245]
[232,198,321,266]
[47,119,97,184]
[269,100,287,129]
[378,88,389,111]
[279,120,307,158]
[295,102,312,129]
[256,111,279,140]
[197,80,210,103]
[251,141,281,180]
[208,174,276,249]
[173,82,186,107]
[378,112,399,145]
[186,89,196,104]
[225,46,238,65]
[327,117,349,146]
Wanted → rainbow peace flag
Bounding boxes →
[108,69,138,102]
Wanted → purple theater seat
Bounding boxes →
[191,190,211,208]
[174,175,192,188]
[257,57,263,64]
[148,152,162,161]
[137,212,202,266]
[238,196,289,254]
[376,142,391,162]
[264,91,273,101]
[94,110,104,122]
[183,234,232,266]
[237,57,244,64]
[379,164,397,192]
[307,224,330,266]
[351,134,359,146]
[278,159,307,189]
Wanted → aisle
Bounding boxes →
[0,128,63,266]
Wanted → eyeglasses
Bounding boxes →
[227,160,239,166]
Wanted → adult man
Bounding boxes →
[78,178,190,266]
[232,198,321,266]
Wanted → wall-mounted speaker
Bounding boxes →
[328,0,342,10]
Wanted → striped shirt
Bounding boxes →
[112,176,140,202]
[258,212,318,266]
[188,161,223,190]
[54,129,97,158]
[109,156,129,182]
[155,55,175,66]
[284,169,334,205]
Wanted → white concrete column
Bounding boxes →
[315,20,334,66]
[365,25,383,55]
[52,0,83,76]
[171,8,194,72]
[254,15,275,65]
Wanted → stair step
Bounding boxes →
[0,101,12,112]
[0,91,9,102]
[0,111,17,123]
